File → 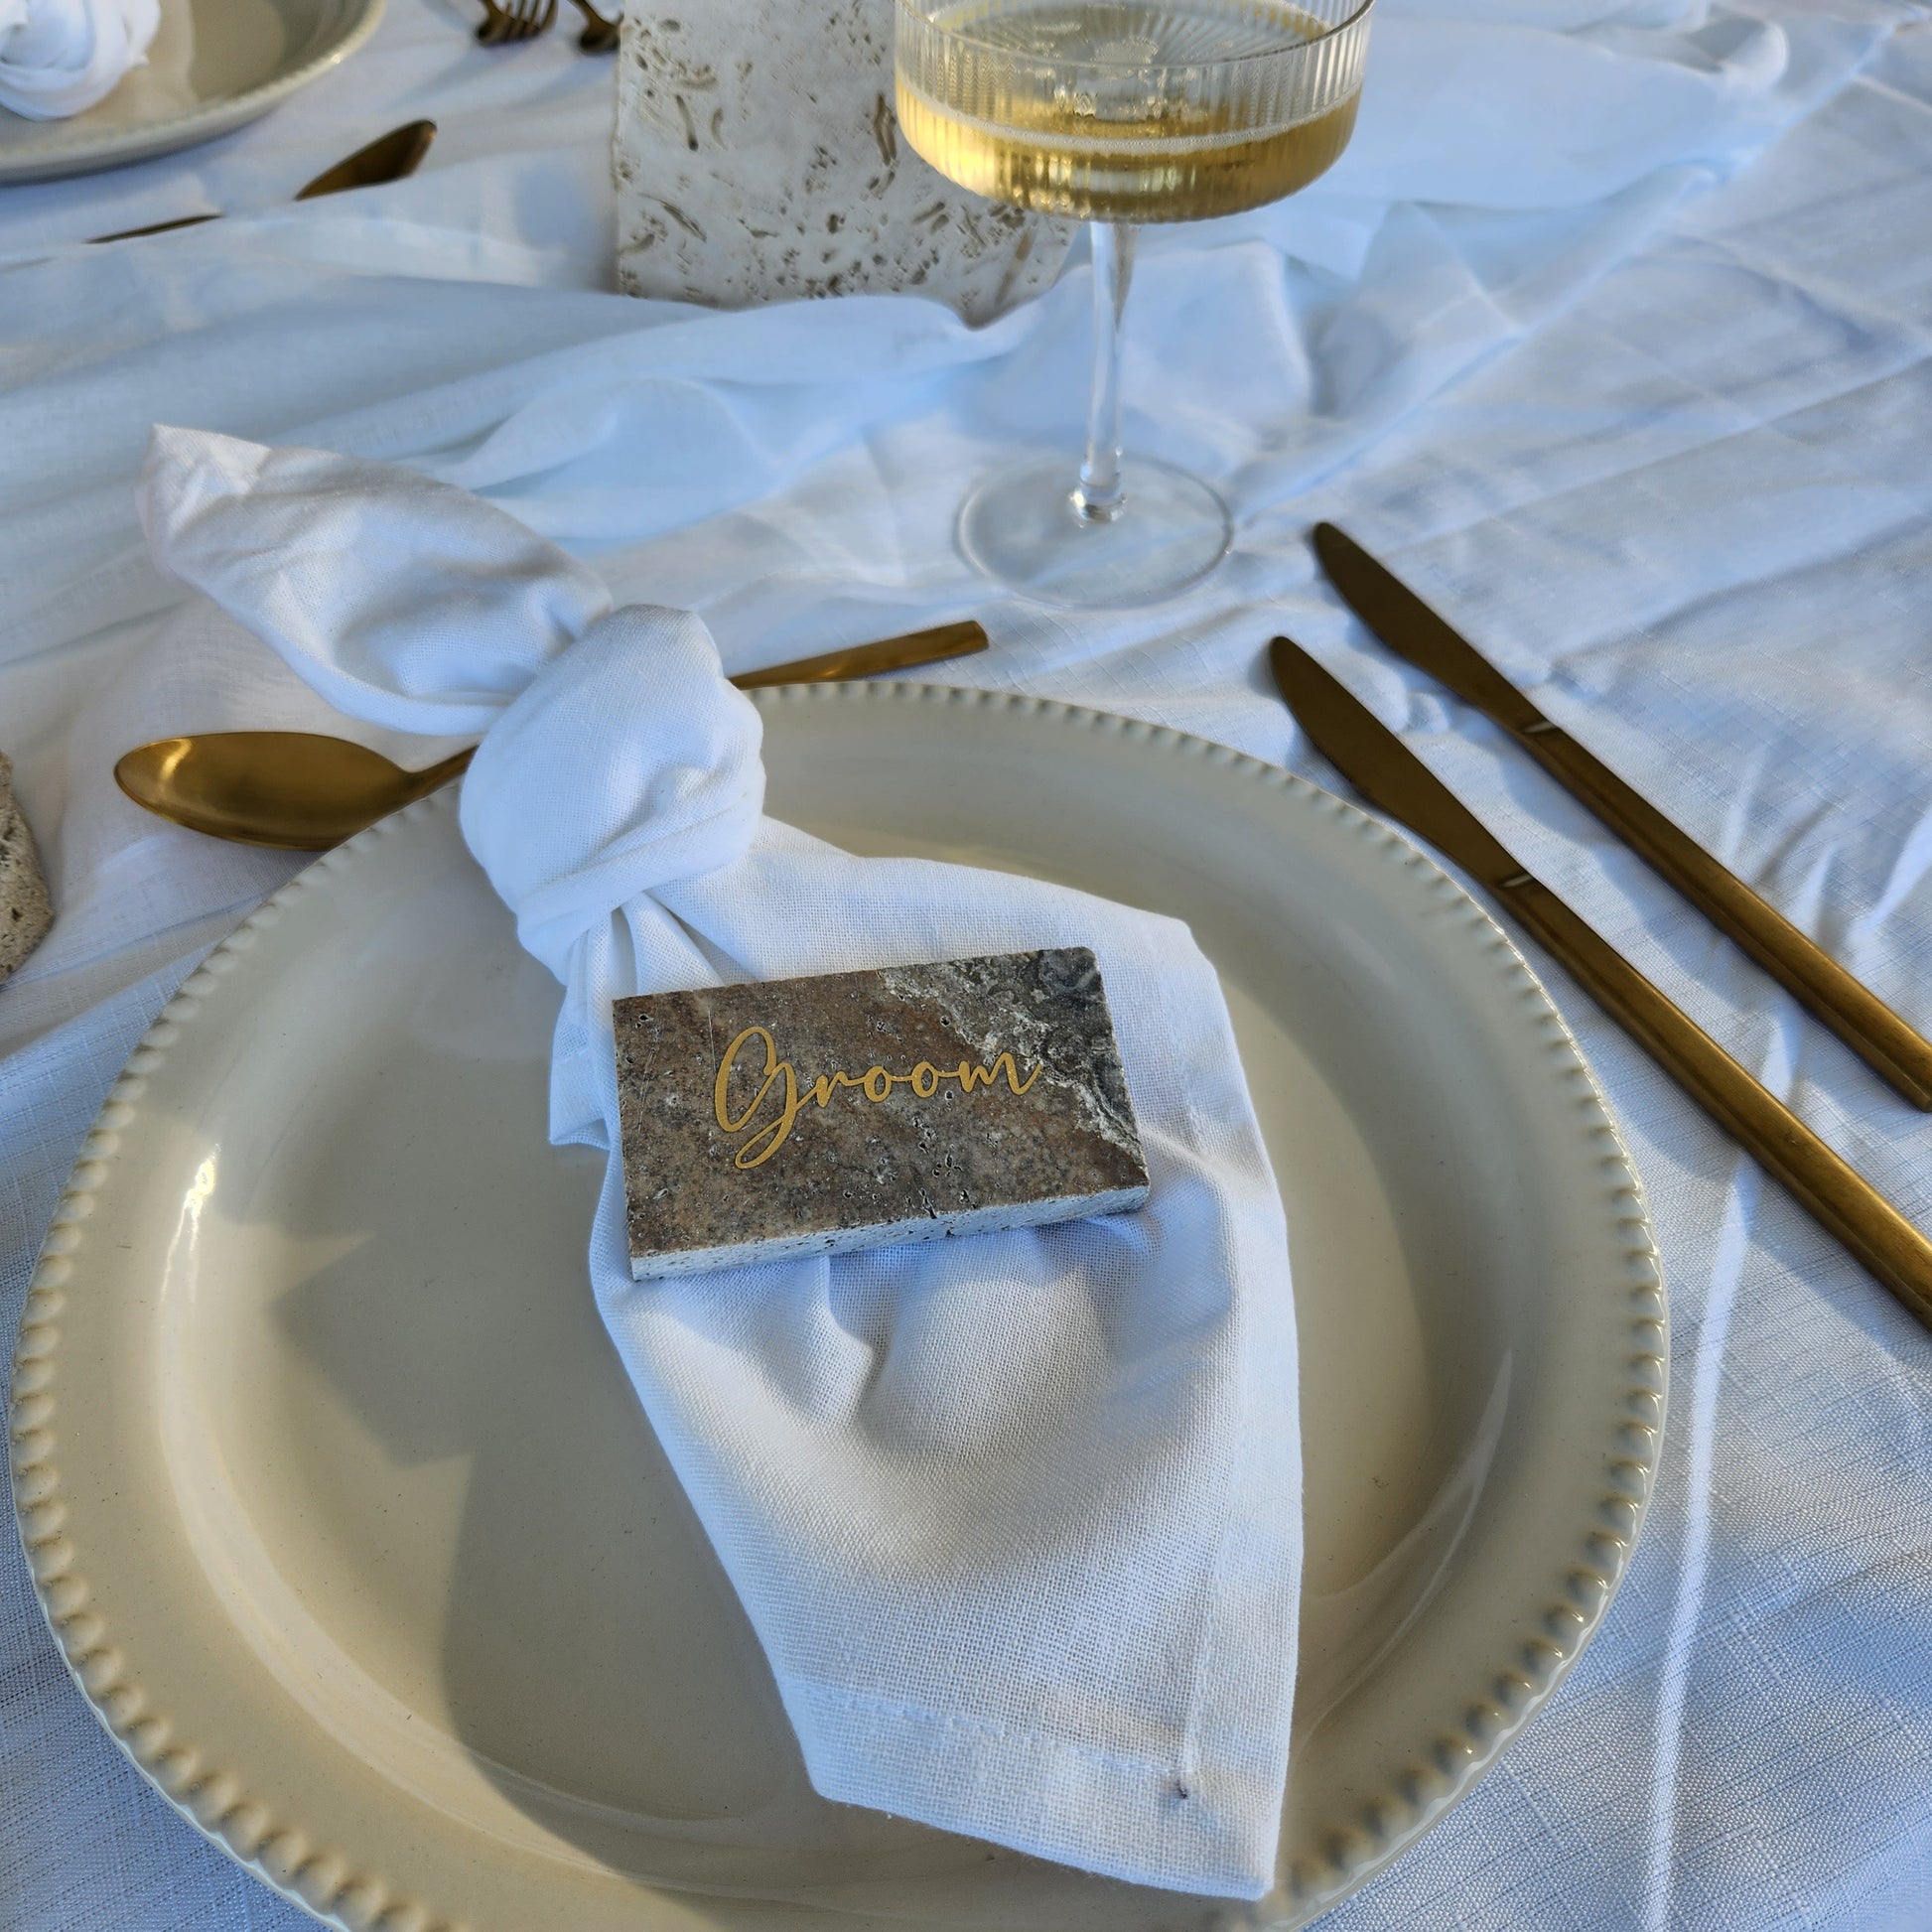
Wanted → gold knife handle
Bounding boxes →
[1516,723,1932,1111]
[1503,875,1932,1330]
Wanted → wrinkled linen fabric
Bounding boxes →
[5,2,1932,1930]
[0,0,157,118]
[1258,0,1799,280]
[137,425,1304,1901]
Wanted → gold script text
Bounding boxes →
[712,1025,1041,1170]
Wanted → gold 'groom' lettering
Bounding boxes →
[712,1025,1040,1171]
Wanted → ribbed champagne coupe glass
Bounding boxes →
[897,0,1371,607]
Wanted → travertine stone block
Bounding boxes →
[612,1,1072,324]
[0,753,51,987]
[614,948,1149,1278]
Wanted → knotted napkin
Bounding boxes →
[138,424,1301,1899]
[0,0,158,118]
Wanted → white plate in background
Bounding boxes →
[0,0,382,184]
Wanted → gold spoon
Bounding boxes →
[114,621,988,851]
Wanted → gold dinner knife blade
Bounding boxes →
[292,119,439,201]
[1269,633,1932,1332]
[1313,521,1932,1110]
[88,120,439,244]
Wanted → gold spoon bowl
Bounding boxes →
[116,735,475,851]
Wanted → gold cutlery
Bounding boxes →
[723,621,983,688]
[1269,634,1932,1332]
[567,0,621,52]
[114,619,989,851]
[1314,521,1932,1111]
[476,0,557,44]
[87,121,438,245]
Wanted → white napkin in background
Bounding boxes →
[1321,2,1787,207]
[138,424,1305,1901]
[1133,0,1796,282]
[0,0,158,118]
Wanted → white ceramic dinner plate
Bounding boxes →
[0,0,382,184]
[12,685,1666,1931]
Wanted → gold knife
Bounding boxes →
[1312,522,1932,1112]
[1269,633,1932,1332]
[87,120,438,244]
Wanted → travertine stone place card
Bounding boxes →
[614,948,1149,1278]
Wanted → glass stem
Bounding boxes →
[1075,220,1135,525]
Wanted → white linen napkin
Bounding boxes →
[137,424,1303,1900]
[0,0,158,118]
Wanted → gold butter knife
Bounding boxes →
[1270,633,1932,1332]
[88,120,438,244]
[1313,522,1932,1111]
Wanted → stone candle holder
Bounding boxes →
[0,753,51,987]
[613,0,1071,323]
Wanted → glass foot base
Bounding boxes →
[958,456,1232,610]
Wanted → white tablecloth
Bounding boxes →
[5,2,1932,1926]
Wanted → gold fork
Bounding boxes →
[476,0,556,45]
[568,0,621,52]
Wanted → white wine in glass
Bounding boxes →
[896,0,1372,606]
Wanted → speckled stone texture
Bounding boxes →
[614,948,1149,1279]
[0,753,51,986]
[611,0,1071,324]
